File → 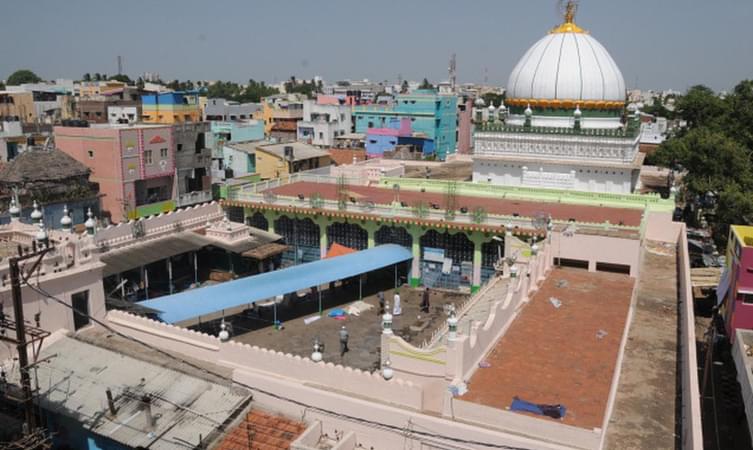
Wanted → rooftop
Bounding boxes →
[256,142,330,162]
[265,181,643,226]
[215,410,306,450]
[604,239,680,449]
[731,225,753,247]
[225,140,269,155]
[461,267,634,429]
[5,335,250,450]
[0,146,91,183]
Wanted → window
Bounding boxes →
[319,132,323,139]
[160,148,168,159]
[71,290,90,330]
[87,150,94,159]
[144,150,153,165]
[177,143,183,152]
[740,292,753,304]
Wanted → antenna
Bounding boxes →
[483,66,488,85]
[117,55,123,76]
[448,53,457,92]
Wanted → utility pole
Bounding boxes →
[3,245,52,434]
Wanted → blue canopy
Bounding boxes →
[138,244,412,324]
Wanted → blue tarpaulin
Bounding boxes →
[138,244,412,324]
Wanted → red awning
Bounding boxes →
[325,243,357,259]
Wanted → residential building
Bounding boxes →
[207,120,265,181]
[0,91,36,122]
[457,97,473,154]
[720,225,753,338]
[0,146,100,226]
[78,80,128,98]
[254,142,330,179]
[203,97,262,121]
[222,140,264,179]
[77,86,143,124]
[323,80,386,103]
[353,89,458,160]
[471,7,641,193]
[141,91,202,124]
[296,96,353,147]
[261,94,305,140]
[54,122,210,223]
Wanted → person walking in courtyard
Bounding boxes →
[421,287,431,313]
[393,290,402,316]
[339,325,349,357]
[377,291,385,315]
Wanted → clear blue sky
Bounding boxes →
[1,0,751,92]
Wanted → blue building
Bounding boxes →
[354,90,457,160]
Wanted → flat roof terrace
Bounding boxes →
[461,267,635,429]
[266,181,643,226]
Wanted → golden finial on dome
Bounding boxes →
[550,0,587,34]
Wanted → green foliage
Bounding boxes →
[167,79,195,91]
[472,207,487,224]
[654,80,753,246]
[284,76,319,98]
[400,80,409,94]
[205,79,278,103]
[482,92,505,107]
[6,69,41,85]
[419,78,434,90]
[108,74,132,84]
[82,73,91,82]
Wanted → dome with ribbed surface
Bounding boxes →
[506,8,625,109]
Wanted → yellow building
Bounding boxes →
[141,91,202,124]
[0,92,36,122]
[79,81,127,99]
[255,142,331,180]
[261,94,305,136]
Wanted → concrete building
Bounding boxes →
[0,91,36,123]
[222,140,264,179]
[719,225,753,338]
[323,80,386,103]
[204,98,262,121]
[297,97,353,147]
[54,122,210,223]
[261,94,305,140]
[207,121,265,181]
[254,142,331,180]
[354,90,458,160]
[141,91,202,124]
[77,86,143,124]
[472,6,641,193]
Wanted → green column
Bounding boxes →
[265,211,276,234]
[472,240,482,294]
[319,224,328,259]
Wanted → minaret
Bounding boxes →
[9,197,20,222]
[85,208,96,235]
[60,205,73,232]
[30,200,42,224]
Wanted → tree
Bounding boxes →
[94,73,102,81]
[82,73,91,82]
[482,92,506,108]
[400,80,409,94]
[136,77,145,89]
[419,78,434,90]
[675,85,726,130]
[6,69,41,86]
[108,74,132,84]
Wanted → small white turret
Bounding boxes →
[30,200,42,223]
[60,205,73,231]
[524,104,533,118]
[381,359,394,381]
[84,208,96,235]
[35,221,48,243]
[218,321,230,342]
[9,197,20,221]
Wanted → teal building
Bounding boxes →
[353,90,458,160]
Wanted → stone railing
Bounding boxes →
[106,310,424,411]
[176,190,213,208]
[476,121,641,139]
[677,228,704,450]
[94,202,223,251]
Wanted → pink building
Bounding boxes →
[55,124,176,223]
[721,225,753,338]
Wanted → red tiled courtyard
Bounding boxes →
[267,181,643,226]
[461,267,635,429]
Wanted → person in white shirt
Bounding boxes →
[393,290,402,316]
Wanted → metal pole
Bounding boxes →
[167,257,173,295]
[318,289,322,316]
[193,251,198,284]
[9,256,35,431]
[359,275,363,300]
[394,264,397,289]
[144,267,149,300]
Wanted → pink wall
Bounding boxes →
[55,126,124,222]
[368,118,411,137]
[728,247,753,334]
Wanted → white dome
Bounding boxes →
[507,32,625,104]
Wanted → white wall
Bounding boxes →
[107,105,139,124]
[472,158,636,194]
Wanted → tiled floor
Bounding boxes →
[461,267,634,429]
